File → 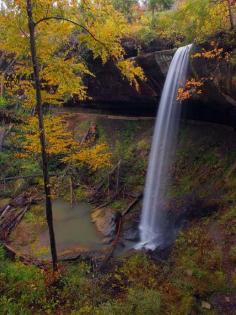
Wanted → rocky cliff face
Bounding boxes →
[185,31,236,126]
[70,38,175,115]
[72,55,173,115]
[72,31,236,125]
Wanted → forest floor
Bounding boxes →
[1,113,236,314]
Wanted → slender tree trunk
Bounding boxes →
[226,0,234,29]
[26,0,58,271]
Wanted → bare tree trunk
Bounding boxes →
[227,0,234,29]
[0,127,6,151]
[69,176,74,206]
[26,0,58,271]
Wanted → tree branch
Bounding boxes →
[35,16,108,50]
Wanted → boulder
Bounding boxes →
[91,207,118,237]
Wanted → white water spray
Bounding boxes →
[138,44,192,250]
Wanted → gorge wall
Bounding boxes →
[71,31,236,126]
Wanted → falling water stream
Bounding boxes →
[138,44,192,250]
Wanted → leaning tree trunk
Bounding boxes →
[26,0,58,271]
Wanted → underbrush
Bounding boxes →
[1,119,236,314]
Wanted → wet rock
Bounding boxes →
[122,226,139,242]
[148,246,172,261]
[91,207,118,237]
[167,195,220,224]
[140,37,175,54]
[102,236,113,245]
[69,31,236,126]
[121,37,139,58]
[68,45,176,115]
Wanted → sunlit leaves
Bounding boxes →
[192,42,231,61]
[16,115,111,171]
[117,59,146,90]
[177,79,204,101]
[177,41,232,101]
[0,0,144,109]
[16,116,77,157]
[64,142,112,171]
[151,0,232,42]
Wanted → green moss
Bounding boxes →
[110,200,127,210]
[24,204,45,225]
[75,186,88,202]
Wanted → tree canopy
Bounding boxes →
[0,0,145,109]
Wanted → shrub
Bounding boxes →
[0,96,8,109]
[96,288,161,315]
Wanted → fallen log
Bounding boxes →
[1,243,48,268]
[0,172,61,182]
[0,192,39,241]
[122,193,143,217]
[96,193,143,271]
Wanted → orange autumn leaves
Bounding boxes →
[192,41,231,61]
[177,79,204,101]
[16,116,111,171]
[177,42,231,101]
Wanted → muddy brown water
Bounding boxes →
[37,199,104,258]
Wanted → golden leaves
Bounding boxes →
[0,0,145,108]
[18,115,77,156]
[193,47,224,60]
[17,115,111,171]
[117,59,146,91]
[63,142,112,171]
[150,0,231,42]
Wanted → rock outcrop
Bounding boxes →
[70,31,236,126]
[185,31,236,126]
[70,38,176,115]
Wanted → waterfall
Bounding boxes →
[138,44,192,250]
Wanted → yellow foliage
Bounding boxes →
[117,59,146,90]
[0,0,145,109]
[16,115,111,171]
[17,116,77,156]
[63,142,112,171]
[150,0,232,42]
